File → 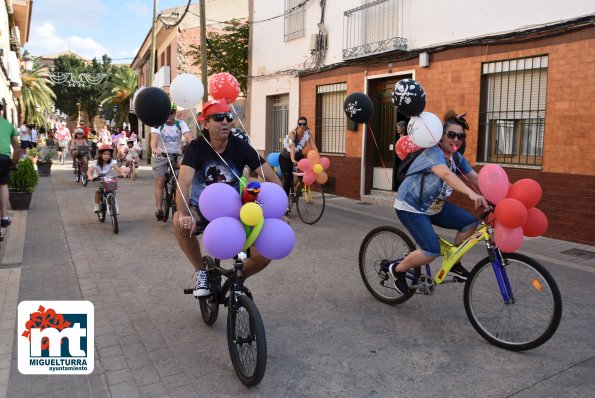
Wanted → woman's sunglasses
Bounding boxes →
[297,122,307,127]
[208,112,234,122]
[446,131,467,140]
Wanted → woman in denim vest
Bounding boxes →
[390,111,488,294]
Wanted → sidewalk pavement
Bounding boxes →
[1,162,594,397]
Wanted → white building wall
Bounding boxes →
[249,0,595,150]
[0,5,18,126]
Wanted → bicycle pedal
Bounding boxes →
[183,288,193,294]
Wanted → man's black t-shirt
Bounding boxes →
[182,135,265,205]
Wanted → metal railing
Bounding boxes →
[343,0,406,60]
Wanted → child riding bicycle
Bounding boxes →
[87,144,125,213]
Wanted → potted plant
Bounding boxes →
[27,147,40,164]
[8,158,39,210]
[37,148,56,176]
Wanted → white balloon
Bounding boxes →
[170,73,204,108]
[407,112,443,148]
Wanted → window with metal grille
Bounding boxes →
[271,95,288,152]
[315,83,347,155]
[284,0,305,41]
[478,56,548,166]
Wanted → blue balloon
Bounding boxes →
[267,152,280,167]
[198,183,242,221]
[254,218,295,259]
[203,217,246,259]
[257,182,287,219]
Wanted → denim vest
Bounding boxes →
[395,146,472,213]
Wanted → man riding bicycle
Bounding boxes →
[150,102,192,221]
[175,100,283,298]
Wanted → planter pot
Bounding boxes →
[37,162,52,176]
[9,191,33,210]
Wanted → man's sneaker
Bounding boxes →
[93,204,100,213]
[449,262,470,282]
[0,217,12,227]
[389,263,409,294]
[193,270,210,298]
[155,210,165,221]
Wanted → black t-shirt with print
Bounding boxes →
[183,135,265,205]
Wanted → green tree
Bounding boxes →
[20,56,56,129]
[98,65,137,128]
[188,19,249,94]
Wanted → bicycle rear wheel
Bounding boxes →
[296,182,325,224]
[74,162,80,182]
[464,253,562,351]
[227,294,267,386]
[359,226,419,305]
[161,183,170,222]
[81,161,88,186]
[108,196,119,234]
[199,256,220,325]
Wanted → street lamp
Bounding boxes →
[22,54,34,71]
[98,104,103,112]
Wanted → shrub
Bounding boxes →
[38,148,56,164]
[8,158,39,192]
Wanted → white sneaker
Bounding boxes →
[193,270,210,298]
[93,204,100,213]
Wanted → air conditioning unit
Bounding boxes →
[309,33,328,53]
[158,65,171,87]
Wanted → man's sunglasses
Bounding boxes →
[446,131,467,140]
[208,112,234,122]
[297,122,307,127]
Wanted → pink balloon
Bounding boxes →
[297,158,312,172]
[302,171,316,185]
[494,221,524,253]
[209,72,240,104]
[478,164,509,204]
[319,157,331,170]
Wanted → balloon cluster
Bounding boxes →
[296,150,331,185]
[209,72,240,104]
[266,152,283,177]
[478,165,548,252]
[198,182,295,260]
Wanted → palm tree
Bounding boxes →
[20,56,56,129]
[99,66,137,128]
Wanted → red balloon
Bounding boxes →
[395,136,421,160]
[508,179,542,209]
[494,198,528,228]
[297,158,312,172]
[494,222,524,253]
[209,73,240,104]
[523,208,548,237]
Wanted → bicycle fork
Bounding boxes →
[488,247,515,304]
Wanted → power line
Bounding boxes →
[187,0,311,25]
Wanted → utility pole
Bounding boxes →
[150,0,158,86]
[200,0,208,103]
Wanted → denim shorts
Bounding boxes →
[396,202,479,257]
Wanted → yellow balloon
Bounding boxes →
[240,202,263,226]
[313,164,323,174]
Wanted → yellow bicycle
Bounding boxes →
[359,209,562,351]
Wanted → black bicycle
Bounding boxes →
[160,153,180,222]
[73,146,89,186]
[184,252,267,386]
[94,176,121,234]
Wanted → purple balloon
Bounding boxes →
[257,182,287,219]
[254,218,295,260]
[199,183,242,221]
[203,217,246,259]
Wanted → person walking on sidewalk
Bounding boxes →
[150,102,192,221]
[174,99,283,297]
[0,103,20,227]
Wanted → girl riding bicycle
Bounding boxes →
[391,111,488,294]
[70,129,89,166]
[87,144,125,213]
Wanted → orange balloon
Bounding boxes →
[307,150,320,164]
[315,171,328,184]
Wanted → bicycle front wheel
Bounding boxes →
[74,163,80,182]
[81,162,88,186]
[170,184,177,216]
[296,182,325,224]
[97,200,106,222]
[227,294,267,386]
[464,253,562,351]
[108,196,119,234]
[161,184,170,222]
[359,226,419,305]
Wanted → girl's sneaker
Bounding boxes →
[0,217,12,227]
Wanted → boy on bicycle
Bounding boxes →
[87,144,125,213]
[150,102,192,221]
[175,100,283,298]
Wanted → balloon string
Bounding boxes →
[366,125,392,188]
[417,117,481,195]
[229,103,266,181]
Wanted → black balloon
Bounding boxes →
[391,79,426,117]
[343,92,373,123]
[134,87,171,127]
